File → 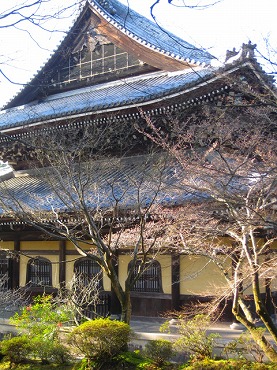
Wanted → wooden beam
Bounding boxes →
[59,240,66,289]
[171,254,180,311]
[13,240,20,289]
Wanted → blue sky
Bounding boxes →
[0,0,276,107]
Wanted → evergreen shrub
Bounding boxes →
[0,335,32,364]
[170,315,220,360]
[68,318,132,363]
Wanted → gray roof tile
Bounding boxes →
[0,68,214,130]
[0,154,195,215]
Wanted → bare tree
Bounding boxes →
[0,272,28,312]
[0,119,175,324]
[138,85,277,361]
[60,271,104,324]
[0,0,83,87]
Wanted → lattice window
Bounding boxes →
[129,260,163,293]
[26,257,52,287]
[54,44,142,85]
[74,258,103,290]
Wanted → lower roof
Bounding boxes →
[0,153,199,217]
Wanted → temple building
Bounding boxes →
[0,0,276,318]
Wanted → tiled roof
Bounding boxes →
[92,0,214,66]
[0,154,195,215]
[0,68,215,130]
[3,0,214,110]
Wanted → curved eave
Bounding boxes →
[0,68,220,134]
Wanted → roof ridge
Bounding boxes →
[90,0,213,66]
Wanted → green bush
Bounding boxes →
[116,350,152,369]
[171,315,220,360]
[68,318,132,363]
[73,351,154,370]
[0,334,71,365]
[0,335,32,364]
[144,339,174,366]
[7,295,72,365]
[180,358,277,369]
[223,328,266,363]
[31,337,71,364]
[10,295,71,340]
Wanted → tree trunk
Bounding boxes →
[120,290,132,324]
[232,305,277,362]
[252,269,277,344]
[109,280,132,324]
[102,251,132,324]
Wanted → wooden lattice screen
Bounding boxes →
[53,44,142,86]
[27,258,52,286]
[130,260,163,293]
[74,258,103,289]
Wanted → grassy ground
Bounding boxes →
[0,359,276,370]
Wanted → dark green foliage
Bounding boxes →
[72,351,153,369]
[116,350,153,369]
[144,339,174,366]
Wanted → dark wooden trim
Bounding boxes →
[130,292,171,299]
[171,254,180,311]
[13,240,20,289]
[59,240,66,288]
[65,250,84,255]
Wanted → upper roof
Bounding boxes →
[0,68,215,131]
[1,1,274,136]
[4,0,214,109]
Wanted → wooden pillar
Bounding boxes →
[59,240,66,289]
[9,238,20,289]
[13,239,20,289]
[171,254,180,311]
